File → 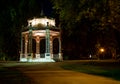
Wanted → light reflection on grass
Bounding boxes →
[62,62,120,81]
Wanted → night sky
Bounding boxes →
[36,0,53,17]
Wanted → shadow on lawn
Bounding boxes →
[0,67,35,84]
[62,61,120,81]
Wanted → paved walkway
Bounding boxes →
[6,62,119,84]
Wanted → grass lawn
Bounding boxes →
[0,66,34,84]
[62,61,120,81]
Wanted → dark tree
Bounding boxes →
[52,0,120,59]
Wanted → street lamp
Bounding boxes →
[100,48,105,53]
[99,48,105,59]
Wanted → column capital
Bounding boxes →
[36,36,40,43]
[25,34,28,43]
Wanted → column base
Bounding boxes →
[20,54,23,58]
[36,54,40,58]
[59,53,63,61]
[27,55,33,62]
[45,53,51,59]
[45,53,55,62]
[25,53,28,58]
[51,53,53,59]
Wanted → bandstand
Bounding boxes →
[20,17,62,62]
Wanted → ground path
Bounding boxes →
[1,60,120,84]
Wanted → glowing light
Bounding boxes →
[33,32,45,37]
[28,17,55,27]
[100,48,105,53]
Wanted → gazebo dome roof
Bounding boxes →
[22,17,60,37]
[28,17,55,27]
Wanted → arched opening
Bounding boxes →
[40,39,45,58]
[53,38,59,54]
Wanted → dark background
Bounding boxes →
[0,0,120,60]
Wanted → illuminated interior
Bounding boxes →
[22,30,60,37]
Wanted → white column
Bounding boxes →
[50,36,53,58]
[20,33,23,59]
[25,35,28,58]
[59,36,63,61]
[36,36,40,58]
[45,22,51,59]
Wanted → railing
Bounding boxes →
[40,54,45,58]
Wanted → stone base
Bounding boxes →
[20,58,27,62]
[20,58,55,62]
